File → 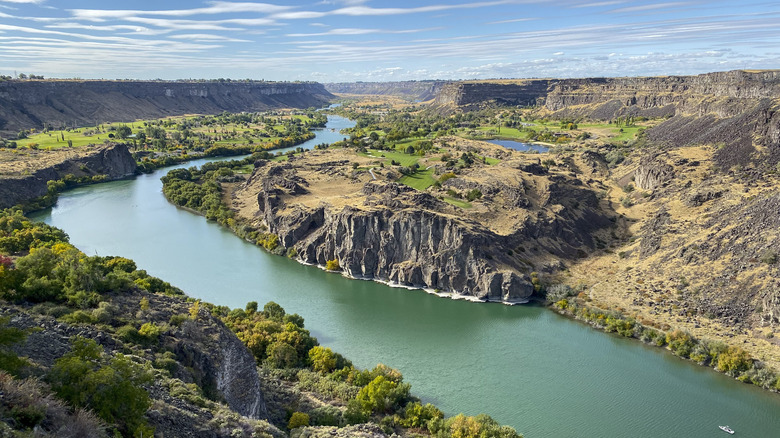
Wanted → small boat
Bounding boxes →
[719,425,735,434]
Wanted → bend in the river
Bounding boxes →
[30,115,780,438]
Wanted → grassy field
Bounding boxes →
[14,113,318,151]
[442,196,472,208]
[398,167,436,191]
[362,149,420,167]
[459,119,650,145]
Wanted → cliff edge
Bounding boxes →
[231,139,615,302]
[0,80,334,136]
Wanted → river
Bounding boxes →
[30,115,780,437]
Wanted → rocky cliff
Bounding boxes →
[433,80,552,108]
[0,80,334,135]
[325,81,445,101]
[4,288,270,436]
[232,139,614,303]
[433,70,780,169]
[0,143,137,209]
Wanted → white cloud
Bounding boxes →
[287,27,440,37]
[488,18,536,24]
[168,33,252,42]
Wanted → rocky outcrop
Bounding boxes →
[239,147,615,303]
[431,71,780,167]
[4,288,268,427]
[0,143,137,208]
[0,80,334,135]
[263,181,533,302]
[634,155,674,190]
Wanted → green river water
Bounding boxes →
[30,116,780,437]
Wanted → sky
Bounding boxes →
[0,0,778,82]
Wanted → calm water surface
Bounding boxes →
[30,116,780,437]
[486,139,549,153]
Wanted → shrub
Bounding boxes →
[61,310,96,325]
[266,341,298,369]
[309,405,343,426]
[344,399,369,425]
[288,412,310,429]
[325,259,340,271]
[546,284,574,302]
[356,375,410,414]
[48,337,153,437]
[309,346,338,374]
[169,313,188,326]
[115,325,141,344]
[760,249,778,264]
[400,402,443,428]
[138,322,161,343]
[717,346,752,375]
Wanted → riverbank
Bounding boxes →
[549,293,780,393]
[163,140,780,400]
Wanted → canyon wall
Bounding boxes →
[0,143,137,208]
[325,81,445,101]
[0,80,334,135]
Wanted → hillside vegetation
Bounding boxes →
[0,208,522,437]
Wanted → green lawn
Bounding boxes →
[398,167,436,191]
[363,149,420,167]
[442,196,472,208]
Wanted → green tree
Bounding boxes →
[266,341,298,368]
[356,375,410,414]
[263,301,285,322]
[309,346,337,374]
[116,126,132,139]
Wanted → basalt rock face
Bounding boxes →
[4,289,268,431]
[434,80,552,109]
[0,143,137,208]
[433,72,780,165]
[325,81,445,101]
[241,148,615,302]
[0,80,334,135]
[260,181,532,301]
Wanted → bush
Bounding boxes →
[546,284,573,302]
[760,249,778,264]
[138,322,161,343]
[356,375,410,414]
[325,259,340,271]
[400,402,443,428]
[48,337,153,437]
[717,346,752,375]
[115,325,141,344]
[666,330,696,358]
[288,412,310,429]
[309,405,343,426]
[266,341,298,369]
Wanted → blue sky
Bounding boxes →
[1,0,778,81]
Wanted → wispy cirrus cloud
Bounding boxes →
[287,27,441,37]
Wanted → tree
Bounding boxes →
[309,346,337,373]
[263,301,285,322]
[266,341,298,368]
[356,375,409,414]
[116,126,132,139]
